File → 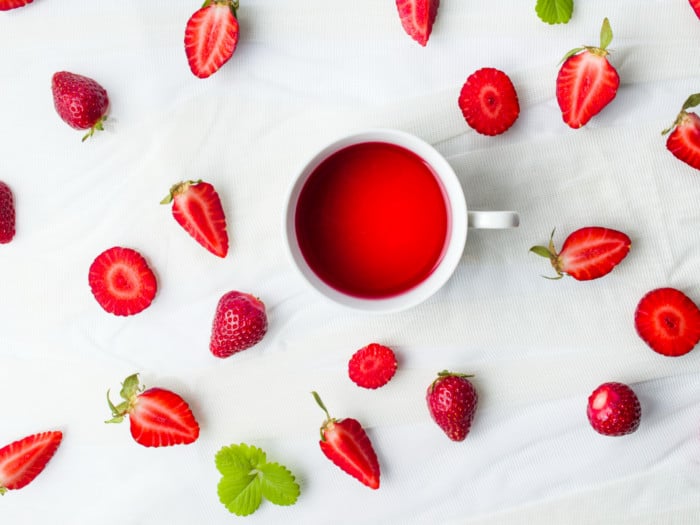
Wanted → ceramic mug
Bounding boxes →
[283,129,519,313]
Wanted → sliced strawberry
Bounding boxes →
[556,18,620,128]
[458,67,520,136]
[312,392,380,489]
[88,247,157,316]
[662,93,700,171]
[161,180,228,258]
[348,343,397,389]
[530,227,631,281]
[395,0,439,46]
[634,288,700,357]
[184,1,239,79]
[106,374,200,447]
[0,0,33,11]
[0,431,62,494]
[690,0,700,18]
[587,382,641,436]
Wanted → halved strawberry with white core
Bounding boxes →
[185,0,239,78]
[88,247,157,316]
[106,374,200,447]
[0,0,33,11]
[662,93,700,171]
[0,431,62,494]
[690,0,700,18]
[530,227,631,281]
[556,18,620,128]
[634,288,700,357]
[395,0,439,46]
[161,180,228,257]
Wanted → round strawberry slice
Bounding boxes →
[634,287,700,357]
[587,382,641,436]
[458,67,520,136]
[88,246,157,316]
[348,343,397,389]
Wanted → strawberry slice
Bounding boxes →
[184,1,239,79]
[0,0,33,11]
[0,431,62,494]
[106,374,200,447]
[556,18,620,128]
[530,227,631,281]
[348,343,397,389]
[312,392,380,489]
[88,246,157,316]
[634,288,700,357]
[395,0,439,46]
[161,180,228,258]
[662,93,700,171]
[458,67,520,136]
[690,0,700,18]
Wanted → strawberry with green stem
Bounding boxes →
[185,0,240,78]
[662,93,700,171]
[426,371,478,442]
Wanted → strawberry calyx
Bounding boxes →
[160,180,203,204]
[81,115,107,142]
[529,229,565,279]
[559,18,613,63]
[662,93,700,135]
[105,373,144,424]
[428,370,474,393]
[202,0,239,17]
[312,391,339,441]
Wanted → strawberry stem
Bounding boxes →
[311,391,331,420]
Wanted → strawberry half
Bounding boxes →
[662,93,700,171]
[51,71,109,141]
[426,371,478,442]
[0,0,33,11]
[161,180,228,257]
[458,67,520,136]
[0,431,62,494]
[556,18,620,129]
[395,0,439,46]
[587,382,641,437]
[348,343,397,389]
[634,288,700,357]
[88,246,158,316]
[530,226,631,281]
[0,181,15,244]
[184,0,239,79]
[106,374,200,447]
[690,0,700,18]
[312,392,380,489]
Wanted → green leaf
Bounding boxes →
[259,463,300,506]
[535,0,573,25]
[599,18,613,50]
[215,443,300,516]
[119,373,142,401]
[682,93,700,112]
[529,246,553,259]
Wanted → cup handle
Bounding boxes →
[467,211,519,229]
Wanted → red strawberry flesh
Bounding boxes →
[185,2,239,79]
[0,181,15,244]
[587,382,641,436]
[0,0,33,11]
[130,388,200,447]
[395,0,439,46]
[88,246,157,316]
[459,68,520,136]
[690,0,700,18]
[0,431,62,493]
[348,343,397,389]
[666,112,700,171]
[634,287,700,357]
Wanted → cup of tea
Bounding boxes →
[283,129,519,313]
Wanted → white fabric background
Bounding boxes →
[1,1,700,523]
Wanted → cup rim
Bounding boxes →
[282,128,468,314]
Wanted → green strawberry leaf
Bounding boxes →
[535,0,573,25]
[215,443,300,516]
[599,18,613,50]
[682,93,700,111]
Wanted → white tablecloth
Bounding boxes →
[1,1,699,523]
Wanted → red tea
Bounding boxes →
[294,141,450,298]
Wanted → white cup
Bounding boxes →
[283,129,519,313]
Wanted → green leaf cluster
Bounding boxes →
[535,0,574,25]
[215,443,300,516]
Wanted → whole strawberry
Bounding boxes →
[210,291,267,358]
[51,71,109,141]
[426,371,478,441]
[185,0,240,78]
[530,227,631,281]
[0,181,15,244]
[556,18,620,128]
[662,93,700,171]
[587,382,641,436]
[106,373,200,447]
